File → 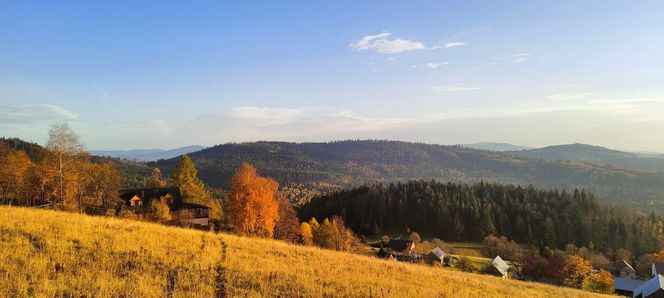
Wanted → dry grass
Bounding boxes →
[0,206,608,297]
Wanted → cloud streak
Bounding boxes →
[350,33,465,54]
[0,104,78,123]
[430,85,482,92]
[349,33,425,54]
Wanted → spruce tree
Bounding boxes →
[170,155,208,204]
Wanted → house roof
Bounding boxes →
[634,275,664,297]
[613,259,636,273]
[654,262,664,274]
[386,239,414,253]
[614,277,646,292]
[490,256,510,275]
[430,247,447,260]
[119,187,210,212]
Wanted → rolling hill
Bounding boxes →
[150,140,664,213]
[0,206,606,297]
[91,145,205,161]
[463,142,533,152]
[508,143,664,173]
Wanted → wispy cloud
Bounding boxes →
[350,33,465,54]
[230,106,305,125]
[512,53,531,63]
[0,104,78,123]
[412,62,449,69]
[432,41,466,49]
[546,92,594,101]
[349,32,425,54]
[424,62,449,69]
[430,85,482,92]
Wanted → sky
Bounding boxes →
[1,1,664,151]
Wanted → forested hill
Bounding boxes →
[150,140,664,213]
[508,143,664,173]
[298,180,664,256]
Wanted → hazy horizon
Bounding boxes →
[2,1,663,151]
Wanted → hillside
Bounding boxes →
[463,142,533,152]
[150,140,664,213]
[508,143,664,173]
[91,145,206,161]
[0,206,605,297]
[299,180,664,255]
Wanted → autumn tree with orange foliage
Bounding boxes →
[228,162,280,238]
[562,255,614,294]
[584,269,614,294]
[561,255,593,289]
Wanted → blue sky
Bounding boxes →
[1,1,664,151]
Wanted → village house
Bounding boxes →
[427,247,449,266]
[119,187,211,227]
[613,259,638,279]
[653,262,664,277]
[386,239,415,258]
[614,278,646,297]
[485,255,510,278]
[632,274,664,298]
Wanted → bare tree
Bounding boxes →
[46,123,84,206]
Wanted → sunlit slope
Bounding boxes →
[0,206,606,297]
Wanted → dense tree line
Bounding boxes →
[149,140,664,214]
[0,125,120,214]
[299,180,664,256]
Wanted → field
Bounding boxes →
[0,206,607,297]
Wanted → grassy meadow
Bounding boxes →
[0,206,608,297]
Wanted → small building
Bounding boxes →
[632,274,664,298]
[386,239,415,257]
[485,255,510,278]
[653,262,664,277]
[614,278,646,297]
[427,247,448,266]
[613,259,638,279]
[119,187,211,227]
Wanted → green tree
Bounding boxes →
[170,155,208,204]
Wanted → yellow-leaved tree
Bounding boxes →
[228,162,279,238]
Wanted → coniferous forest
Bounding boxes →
[299,180,664,256]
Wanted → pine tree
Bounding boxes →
[170,155,207,204]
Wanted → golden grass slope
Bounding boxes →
[0,206,607,297]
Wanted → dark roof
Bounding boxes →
[386,239,414,253]
[119,187,210,212]
[120,187,182,202]
[654,262,664,275]
[614,278,645,292]
[613,259,636,273]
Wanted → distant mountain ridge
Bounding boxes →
[149,140,664,214]
[91,145,205,161]
[508,143,664,172]
[462,142,533,152]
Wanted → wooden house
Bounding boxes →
[386,239,415,257]
[614,278,645,297]
[653,262,664,277]
[427,247,449,266]
[632,275,664,298]
[119,187,211,227]
[485,256,510,278]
